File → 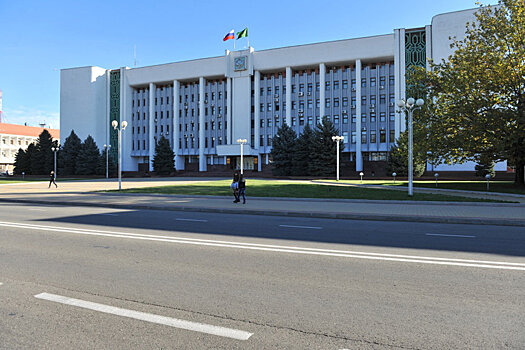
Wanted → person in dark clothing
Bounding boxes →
[238,174,246,204]
[232,171,240,203]
[48,171,57,188]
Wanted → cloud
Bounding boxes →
[2,106,59,129]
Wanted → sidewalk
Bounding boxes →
[1,178,525,227]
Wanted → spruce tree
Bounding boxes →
[59,130,82,175]
[270,123,297,176]
[386,131,426,177]
[293,124,316,176]
[153,136,175,175]
[96,150,118,177]
[309,117,340,177]
[76,136,101,175]
[31,130,54,175]
[24,143,36,175]
[13,148,27,175]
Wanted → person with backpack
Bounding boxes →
[238,174,246,204]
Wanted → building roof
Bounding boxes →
[0,123,60,139]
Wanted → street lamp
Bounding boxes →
[51,145,59,180]
[237,138,247,175]
[397,97,424,197]
[332,135,344,181]
[103,144,111,179]
[434,173,439,187]
[485,174,491,191]
[392,172,397,184]
[359,171,364,183]
[112,120,128,190]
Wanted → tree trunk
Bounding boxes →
[515,161,525,186]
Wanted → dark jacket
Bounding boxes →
[233,172,240,182]
[238,177,246,189]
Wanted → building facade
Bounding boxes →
[0,123,60,173]
[61,7,504,173]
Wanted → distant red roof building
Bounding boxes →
[0,123,60,139]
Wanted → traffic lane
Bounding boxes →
[2,202,525,258]
[1,224,524,349]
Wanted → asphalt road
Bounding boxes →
[0,202,524,349]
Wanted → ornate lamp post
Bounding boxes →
[332,135,344,181]
[237,138,247,174]
[112,120,127,191]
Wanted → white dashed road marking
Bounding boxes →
[34,292,253,341]
[279,224,322,230]
[426,233,476,238]
[175,218,208,222]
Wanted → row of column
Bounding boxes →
[148,61,370,172]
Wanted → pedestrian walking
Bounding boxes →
[231,170,240,203]
[238,174,246,204]
[48,171,57,188]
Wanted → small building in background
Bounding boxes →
[0,123,60,173]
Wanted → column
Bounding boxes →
[285,66,292,125]
[173,80,184,170]
[227,78,232,144]
[355,60,363,172]
[254,71,262,171]
[399,29,407,134]
[148,82,155,171]
[319,63,326,122]
[199,77,206,171]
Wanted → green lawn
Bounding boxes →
[323,179,525,195]
[114,179,507,202]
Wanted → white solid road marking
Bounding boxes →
[176,218,209,222]
[426,233,476,238]
[2,221,525,271]
[34,292,253,341]
[27,208,45,211]
[100,213,120,216]
[279,224,322,230]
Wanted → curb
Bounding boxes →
[2,197,525,227]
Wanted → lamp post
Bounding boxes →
[51,145,59,180]
[112,120,128,191]
[397,97,424,197]
[392,172,397,184]
[434,173,439,187]
[359,172,364,183]
[485,174,491,191]
[332,135,344,181]
[237,138,247,175]
[103,144,111,179]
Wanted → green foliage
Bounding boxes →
[309,117,341,177]
[96,149,118,177]
[475,153,496,178]
[416,0,525,185]
[59,130,82,175]
[292,124,316,176]
[14,148,31,175]
[30,130,55,175]
[270,123,297,176]
[75,136,100,175]
[153,136,175,175]
[386,131,426,177]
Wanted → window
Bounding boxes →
[316,82,320,91]
[161,97,164,104]
[307,83,312,92]
[218,121,222,130]
[267,118,272,127]
[275,86,279,95]
[370,95,376,106]
[390,129,395,142]
[292,101,297,110]
[362,114,367,123]
[316,99,320,108]
[343,97,348,107]
[155,98,158,105]
[308,116,313,125]
[167,111,170,118]
[380,129,386,143]
[292,85,296,93]
[292,117,297,126]
[211,92,215,100]
[325,99,330,108]
[351,131,356,144]
[205,138,208,148]
[299,101,304,110]
[260,104,264,112]
[380,76,386,87]
[191,94,195,102]
[267,135,272,146]
[205,122,208,130]
[334,98,340,107]
[218,91,222,99]
[380,95,386,104]
[361,96,367,105]
[389,94,395,104]
[370,77,376,87]
[299,117,305,125]
[380,112,386,122]
[351,79,356,89]
[370,113,376,122]
[351,97,356,106]
[299,84,304,93]
[212,137,215,147]
[370,130,376,143]
[361,78,366,88]
[260,135,264,146]
[260,119,265,128]
[343,115,348,124]
[260,88,264,96]
[267,86,272,94]
[390,112,395,121]
[352,115,356,123]
[308,100,313,109]
[334,81,339,90]
[334,115,339,124]
[342,80,348,89]
[389,76,395,85]
[325,81,330,90]
[161,111,164,119]
[361,131,367,144]
[267,103,272,112]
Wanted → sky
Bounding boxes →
[0,0,497,129]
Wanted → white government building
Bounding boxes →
[60,7,506,173]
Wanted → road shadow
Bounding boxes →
[31,205,525,258]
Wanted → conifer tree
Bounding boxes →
[153,136,175,175]
[14,148,28,175]
[31,130,54,175]
[309,117,340,177]
[386,131,426,177]
[76,136,101,175]
[270,123,297,176]
[293,124,316,176]
[59,130,82,175]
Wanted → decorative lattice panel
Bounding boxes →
[109,70,120,163]
[405,30,426,69]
